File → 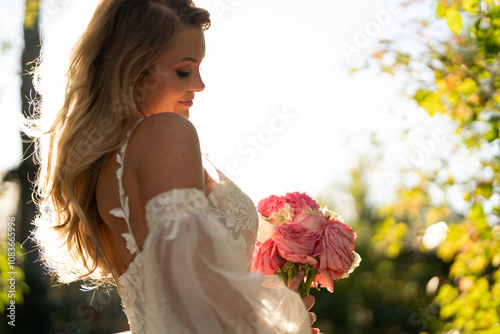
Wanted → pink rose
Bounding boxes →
[257,195,286,217]
[252,239,285,275]
[257,192,320,217]
[292,213,327,230]
[314,271,337,293]
[286,194,308,214]
[283,192,320,214]
[315,220,357,291]
[272,224,322,266]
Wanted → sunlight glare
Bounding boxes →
[423,221,449,250]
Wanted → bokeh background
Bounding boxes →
[1,0,499,333]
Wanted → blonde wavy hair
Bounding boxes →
[31,0,210,286]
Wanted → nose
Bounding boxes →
[189,71,205,92]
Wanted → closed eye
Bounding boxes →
[177,70,190,77]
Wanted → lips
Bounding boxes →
[179,96,195,107]
[179,100,193,107]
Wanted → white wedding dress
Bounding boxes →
[110,119,311,333]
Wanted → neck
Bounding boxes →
[137,108,148,118]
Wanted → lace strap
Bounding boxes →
[201,153,221,183]
[109,119,143,255]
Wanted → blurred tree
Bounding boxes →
[0,173,29,334]
[314,162,449,334]
[8,0,56,332]
[325,0,500,333]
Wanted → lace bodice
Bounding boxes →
[111,119,310,333]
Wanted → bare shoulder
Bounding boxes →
[132,112,199,147]
[127,113,204,203]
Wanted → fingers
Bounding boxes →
[302,294,315,310]
[287,270,304,291]
[309,311,317,325]
[287,270,317,329]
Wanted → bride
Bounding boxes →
[32,0,319,332]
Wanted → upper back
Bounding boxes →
[95,112,205,274]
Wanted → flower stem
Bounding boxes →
[287,265,294,285]
[304,267,318,297]
[277,263,318,299]
[277,271,287,287]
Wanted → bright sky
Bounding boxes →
[0,0,24,171]
[1,0,446,208]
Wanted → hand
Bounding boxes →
[287,271,318,332]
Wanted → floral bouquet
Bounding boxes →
[252,192,361,298]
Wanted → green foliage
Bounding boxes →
[0,175,29,315]
[24,0,40,31]
[339,0,500,332]
[444,5,463,34]
[0,234,29,313]
[372,217,408,258]
[314,168,449,333]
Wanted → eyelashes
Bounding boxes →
[176,68,202,78]
[176,70,190,77]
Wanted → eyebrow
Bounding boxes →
[176,56,205,63]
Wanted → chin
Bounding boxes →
[175,103,191,119]
[174,109,190,119]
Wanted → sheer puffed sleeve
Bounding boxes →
[141,188,311,333]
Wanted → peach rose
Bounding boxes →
[315,220,358,291]
[272,224,322,266]
[252,239,285,275]
[292,213,327,230]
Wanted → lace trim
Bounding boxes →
[145,188,210,231]
[205,172,259,271]
[116,253,146,333]
[109,119,143,255]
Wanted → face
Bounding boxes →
[134,27,206,119]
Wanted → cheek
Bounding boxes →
[155,81,179,103]
[163,78,188,96]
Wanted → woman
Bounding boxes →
[32,0,318,332]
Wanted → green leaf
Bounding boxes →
[349,68,360,76]
[415,89,441,116]
[462,0,479,14]
[458,78,478,95]
[445,6,463,35]
[484,125,499,142]
[436,2,446,18]
[470,203,484,220]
